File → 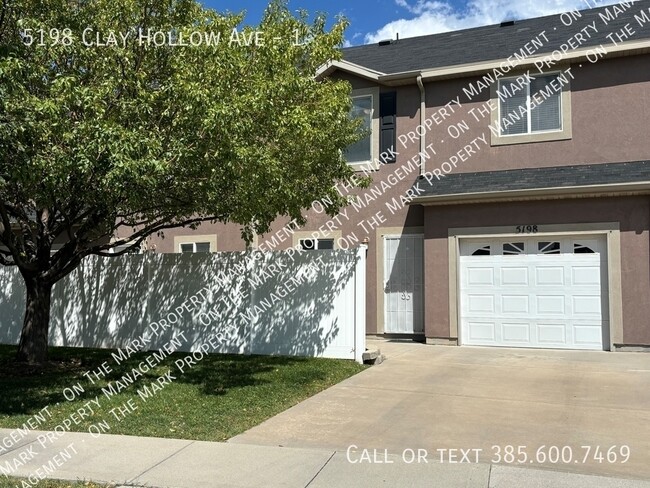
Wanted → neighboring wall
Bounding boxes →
[151,221,248,254]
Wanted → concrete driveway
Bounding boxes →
[230,340,650,481]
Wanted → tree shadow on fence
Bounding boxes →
[0,268,26,345]
[0,248,362,419]
[2,247,361,362]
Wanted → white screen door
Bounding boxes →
[384,235,424,334]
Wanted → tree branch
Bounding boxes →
[0,200,36,271]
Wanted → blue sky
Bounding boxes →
[202,0,621,46]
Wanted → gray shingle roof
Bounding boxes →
[343,1,650,74]
[414,160,650,198]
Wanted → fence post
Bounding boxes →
[354,245,367,363]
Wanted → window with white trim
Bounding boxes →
[497,72,564,137]
[180,242,211,253]
[346,95,373,163]
[299,238,334,251]
[107,244,142,255]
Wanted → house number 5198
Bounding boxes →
[516,225,539,234]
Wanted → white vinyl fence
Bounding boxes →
[0,247,366,362]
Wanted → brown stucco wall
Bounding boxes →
[146,53,650,342]
[150,221,248,253]
[423,196,650,346]
[418,54,650,175]
[250,73,427,335]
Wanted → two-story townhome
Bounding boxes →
[149,1,650,352]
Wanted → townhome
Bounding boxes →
[149,1,650,352]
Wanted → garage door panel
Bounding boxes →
[572,266,601,285]
[535,266,565,285]
[502,323,531,342]
[502,295,530,313]
[537,323,567,345]
[573,295,601,315]
[467,267,494,286]
[467,295,495,313]
[501,267,528,285]
[460,235,608,351]
[536,295,566,314]
[468,321,496,341]
[574,322,607,346]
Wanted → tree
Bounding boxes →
[0,0,361,364]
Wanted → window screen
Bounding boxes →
[499,79,528,136]
[499,72,563,136]
[195,242,211,253]
[346,96,372,163]
[530,75,562,132]
[180,243,194,253]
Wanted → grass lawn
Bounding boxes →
[0,479,108,488]
[0,345,365,441]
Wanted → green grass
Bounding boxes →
[0,479,108,488]
[0,345,365,441]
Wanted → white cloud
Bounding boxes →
[364,0,622,44]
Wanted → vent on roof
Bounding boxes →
[500,20,515,27]
[378,33,399,46]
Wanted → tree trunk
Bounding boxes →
[16,277,53,365]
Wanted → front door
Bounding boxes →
[384,235,424,334]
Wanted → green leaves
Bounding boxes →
[0,0,360,269]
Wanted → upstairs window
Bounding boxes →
[498,73,562,136]
[491,69,572,146]
[346,95,373,164]
[344,88,396,170]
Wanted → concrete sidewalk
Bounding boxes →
[1,429,650,488]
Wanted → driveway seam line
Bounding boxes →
[304,450,336,487]
[487,463,492,488]
[126,440,196,483]
[339,385,650,413]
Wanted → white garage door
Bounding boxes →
[459,236,608,350]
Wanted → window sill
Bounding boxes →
[490,129,572,146]
[348,160,379,172]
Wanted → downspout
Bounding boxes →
[416,74,426,176]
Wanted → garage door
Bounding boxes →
[459,236,608,350]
